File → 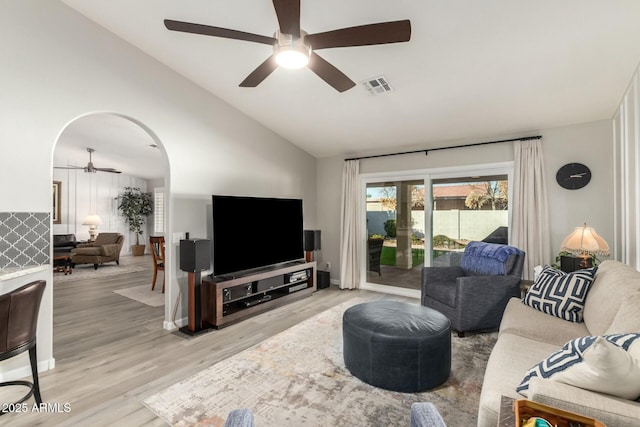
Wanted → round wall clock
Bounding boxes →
[556,163,591,190]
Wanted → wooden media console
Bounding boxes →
[201,261,317,328]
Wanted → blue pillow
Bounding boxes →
[517,333,640,399]
[523,266,597,322]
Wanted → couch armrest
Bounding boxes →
[528,377,640,426]
[410,402,446,427]
[101,243,120,257]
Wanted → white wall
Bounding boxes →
[613,62,640,269]
[317,120,614,281]
[0,0,316,378]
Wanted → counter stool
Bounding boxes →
[0,280,46,414]
[343,300,451,392]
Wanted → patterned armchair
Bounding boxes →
[421,241,525,337]
[71,232,124,270]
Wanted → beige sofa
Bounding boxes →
[478,260,640,427]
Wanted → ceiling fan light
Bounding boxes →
[275,50,308,69]
[274,30,310,69]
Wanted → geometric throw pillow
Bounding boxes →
[517,333,640,400]
[523,266,597,322]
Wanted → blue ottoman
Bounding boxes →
[342,300,451,392]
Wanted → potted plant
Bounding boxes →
[117,186,153,256]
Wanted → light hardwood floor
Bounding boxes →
[3,256,398,426]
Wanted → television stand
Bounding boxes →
[201,261,317,328]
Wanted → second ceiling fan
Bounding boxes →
[164,0,411,92]
[54,148,121,174]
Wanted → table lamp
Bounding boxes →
[82,214,103,242]
[560,223,610,270]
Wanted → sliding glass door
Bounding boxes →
[365,179,425,291]
[362,164,512,295]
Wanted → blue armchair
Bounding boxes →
[421,241,525,337]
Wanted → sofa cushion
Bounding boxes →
[517,334,640,400]
[584,260,640,335]
[500,298,590,347]
[606,292,640,334]
[73,247,103,256]
[523,266,596,323]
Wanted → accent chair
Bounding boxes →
[71,232,124,270]
[421,241,525,337]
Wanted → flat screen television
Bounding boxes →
[212,195,304,277]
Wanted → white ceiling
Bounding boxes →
[60,0,640,159]
[54,114,165,180]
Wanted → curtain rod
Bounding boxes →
[344,135,542,162]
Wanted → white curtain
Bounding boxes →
[340,160,361,289]
[512,140,551,280]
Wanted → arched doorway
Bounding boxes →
[51,112,172,327]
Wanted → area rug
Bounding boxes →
[113,284,164,307]
[143,298,497,426]
[53,261,147,284]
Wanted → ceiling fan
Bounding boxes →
[54,148,122,174]
[164,0,411,92]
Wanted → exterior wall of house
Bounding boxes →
[0,0,317,379]
[317,120,614,282]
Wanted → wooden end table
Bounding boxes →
[53,252,72,275]
[497,395,517,426]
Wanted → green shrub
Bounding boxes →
[384,219,397,238]
[432,235,451,247]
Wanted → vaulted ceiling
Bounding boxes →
[60,0,640,159]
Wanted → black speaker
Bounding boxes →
[317,270,330,289]
[304,230,321,251]
[180,239,210,272]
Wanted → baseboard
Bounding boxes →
[163,317,187,331]
[0,357,55,382]
[359,282,420,300]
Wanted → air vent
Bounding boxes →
[362,76,393,95]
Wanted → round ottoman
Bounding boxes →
[342,300,451,392]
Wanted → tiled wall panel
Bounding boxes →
[0,212,50,271]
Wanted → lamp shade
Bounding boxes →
[560,223,610,257]
[82,214,103,226]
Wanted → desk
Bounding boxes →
[53,253,72,275]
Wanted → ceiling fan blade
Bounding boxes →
[54,166,84,170]
[272,0,300,37]
[239,56,279,87]
[307,20,411,50]
[308,52,355,93]
[164,19,276,45]
[94,168,122,174]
